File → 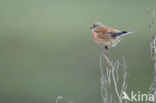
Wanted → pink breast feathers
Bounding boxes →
[93,32,98,42]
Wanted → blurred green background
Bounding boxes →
[0,0,155,103]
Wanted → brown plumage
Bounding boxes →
[90,22,135,56]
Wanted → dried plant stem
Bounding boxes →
[147,7,156,102]
[55,96,63,103]
[100,56,108,103]
[103,54,123,103]
[100,53,127,103]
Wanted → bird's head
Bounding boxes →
[90,22,104,32]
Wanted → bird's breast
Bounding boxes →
[92,32,98,42]
[92,31,120,47]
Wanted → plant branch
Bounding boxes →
[100,54,128,103]
[147,7,156,102]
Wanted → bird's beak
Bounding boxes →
[90,27,93,29]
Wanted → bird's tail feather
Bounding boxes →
[119,31,136,37]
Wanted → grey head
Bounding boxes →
[90,22,104,31]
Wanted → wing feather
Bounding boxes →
[95,26,120,38]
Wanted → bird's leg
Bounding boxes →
[104,46,109,57]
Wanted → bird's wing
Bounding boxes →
[102,26,120,34]
[111,31,135,37]
[96,26,120,38]
[96,26,120,34]
[110,31,127,37]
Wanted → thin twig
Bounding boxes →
[100,56,108,103]
[147,7,156,102]
[120,57,127,97]
[56,96,63,103]
[103,54,123,103]
[100,52,128,103]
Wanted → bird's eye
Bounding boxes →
[93,25,96,27]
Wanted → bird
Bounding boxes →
[90,22,135,56]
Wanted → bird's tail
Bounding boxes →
[118,31,136,37]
